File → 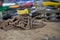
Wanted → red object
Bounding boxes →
[20,2,33,7]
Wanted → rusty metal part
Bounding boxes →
[1,19,14,30]
[31,15,45,29]
[0,14,45,30]
[16,15,31,30]
[1,15,31,30]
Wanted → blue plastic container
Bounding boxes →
[4,0,36,3]
[15,0,36,3]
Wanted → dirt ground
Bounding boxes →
[0,22,60,40]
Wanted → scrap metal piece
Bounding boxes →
[1,19,14,30]
[0,14,45,30]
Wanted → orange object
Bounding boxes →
[9,5,19,8]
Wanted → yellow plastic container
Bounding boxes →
[17,9,29,15]
[42,2,59,8]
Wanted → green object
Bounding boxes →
[0,6,9,12]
